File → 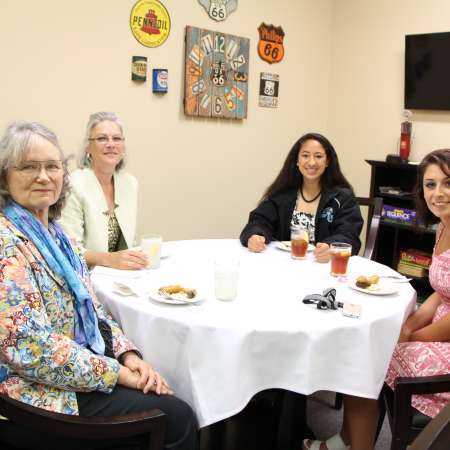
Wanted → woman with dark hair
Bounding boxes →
[304,149,450,450]
[240,133,363,262]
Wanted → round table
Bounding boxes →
[92,239,416,427]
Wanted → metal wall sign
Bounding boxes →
[259,73,279,108]
[131,56,148,81]
[130,0,171,48]
[184,25,249,119]
[257,23,285,64]
[198,0,238,22]
[153,69,168,93]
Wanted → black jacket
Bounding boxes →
[240,187,363,255]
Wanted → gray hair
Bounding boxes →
[0,121,70,220]
[78,111,126,170]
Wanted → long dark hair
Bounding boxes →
[415,149,450,227]
[261,133,354,201]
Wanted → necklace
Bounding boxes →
[300,187,321,203]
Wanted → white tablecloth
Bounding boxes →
[92,239,416,427]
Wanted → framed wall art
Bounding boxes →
[184,25,249,119]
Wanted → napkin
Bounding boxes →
[91,265,150,279]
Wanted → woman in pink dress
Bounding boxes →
[304,148,450,450]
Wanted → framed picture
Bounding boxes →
[184,26,249,119]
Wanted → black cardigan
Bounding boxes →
[240,187,363,255]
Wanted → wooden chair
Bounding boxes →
[383,374,450,450]
[0,393,166,450]
[409,400,450,450]
[355,196,383,260]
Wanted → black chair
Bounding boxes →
[0,393,166,450]
[382,374,450,450]
[409,399,450,450]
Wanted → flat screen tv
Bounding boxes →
[405,31,450,111]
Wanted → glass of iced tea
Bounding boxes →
[291,224,309,259]
[330,242,352,276]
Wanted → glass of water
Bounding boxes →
[214,259,239,301]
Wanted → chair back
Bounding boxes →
[409,401,450,450]
[355,196,383,260]
[0,393,166,450]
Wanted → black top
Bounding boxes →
[240,186,363,255]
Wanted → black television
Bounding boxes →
[404,31,450,111]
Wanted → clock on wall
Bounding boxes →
[184,25,249,119]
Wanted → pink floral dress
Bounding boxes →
[385,227,450,418]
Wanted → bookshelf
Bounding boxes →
[366,160,434,301]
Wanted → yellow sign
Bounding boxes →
[130,0,171,48]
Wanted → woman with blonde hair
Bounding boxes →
[60,111,148,269]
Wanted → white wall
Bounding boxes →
[0,0,332,240]
[1,0,450,241]
[328,0,450,197]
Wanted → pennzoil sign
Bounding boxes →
[257,23,285,64]
[130,0,171,48]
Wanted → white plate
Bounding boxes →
[275,241,315,252]
[349,280,399,296]
[148,288,203,305]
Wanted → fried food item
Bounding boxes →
[356,276,371,288]
[356,275,380,289]
[158,285,197,299]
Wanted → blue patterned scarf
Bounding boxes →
[4,200,105,355]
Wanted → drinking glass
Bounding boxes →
[214,259,239,301]
[330,242,352,277]
[291,224,309,259]
[141,234,162,269]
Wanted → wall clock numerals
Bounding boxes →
[184,26,249,119]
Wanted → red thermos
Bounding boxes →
[400,119,412,161]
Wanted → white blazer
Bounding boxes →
[59,168,138,252]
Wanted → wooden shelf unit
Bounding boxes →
[366,160,434,301]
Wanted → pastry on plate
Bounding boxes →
[158,285,197,299]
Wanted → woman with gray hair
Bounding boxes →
[59,111,148,269]
[0,121,198,450]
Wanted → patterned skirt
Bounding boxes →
[385,340,450,418]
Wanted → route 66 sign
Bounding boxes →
[198,0,238,22]
[259,73,279,108]
[184,26,249,119]
[257,23,285,64]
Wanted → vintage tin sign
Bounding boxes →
[197,0,238,22]
[184,25,249,119]
[130,0,171,48]
[131,56,148,81]
[257,23,285,64]
[259,72,279,108]
[152,69,168,93]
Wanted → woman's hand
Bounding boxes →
[248,235,266,252]
[121,352,173,395]
[313,242,330,263]
[398,324,412,343]
[106,249,149,270]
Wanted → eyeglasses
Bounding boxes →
[13,160,64,177]
[88,136,125,144]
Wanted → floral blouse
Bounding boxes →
[0,215,138,415]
